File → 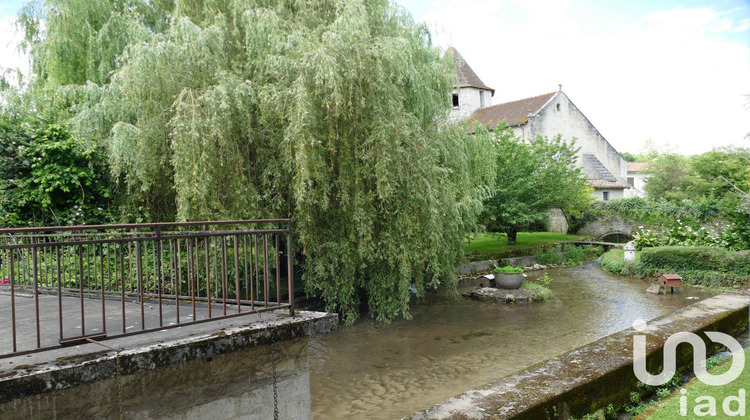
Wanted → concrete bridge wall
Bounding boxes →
[412,290,749,419]
[0,311,337,420]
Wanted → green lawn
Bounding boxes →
[464,232,590,255]
[642,347,750,419]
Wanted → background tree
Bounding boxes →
[642,154,697,201]
[17,0,494,324]
[621,151,639,162]
[0,99,112,227]
[481,130,592,244]
[641,147,750,249]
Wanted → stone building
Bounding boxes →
[447,47,495,123]
[448,48,630,201]
[625,161,651,198]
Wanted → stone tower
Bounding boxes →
[446,47,495,123]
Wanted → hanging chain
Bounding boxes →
[116,351,124,420]
[271,330,279,420]
[86,338,123,419]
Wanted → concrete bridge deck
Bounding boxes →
[566,240,625,248]
[0,287,287,357]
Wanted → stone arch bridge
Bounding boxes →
[574,216,636,244]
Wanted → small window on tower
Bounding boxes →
[452,94,459,107]
[480,91,485,108]
[556,103,561,111]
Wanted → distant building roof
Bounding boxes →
[446,47,495,95]
[589,179,630,189]
[627,162,651,173]
[468,92,556,130]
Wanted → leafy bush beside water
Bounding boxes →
[641,246,750,287]
[521,282,554,302]
[536,245,603,266]
[598,247,750,288]
[598,249,651,277]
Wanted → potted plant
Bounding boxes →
[493,265,526,289]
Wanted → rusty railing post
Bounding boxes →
[287,220,294,316]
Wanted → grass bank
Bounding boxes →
[638,347,750,419]
[464,232,590,260]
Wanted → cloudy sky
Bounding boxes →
[402,0,750,156]
[1,0,749,155]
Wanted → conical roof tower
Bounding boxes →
[446,47,494,95]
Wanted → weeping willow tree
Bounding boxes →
[20,0,495,323]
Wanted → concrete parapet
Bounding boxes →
[412,290,749,419]
[0,310,337,419]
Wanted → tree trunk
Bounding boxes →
[507,229,518,245]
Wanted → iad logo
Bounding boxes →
[631,319,745,386]
[631,319,747,417]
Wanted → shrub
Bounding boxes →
[599,249,652,277]
[640,246,727,272]
[536,245,598,266]
[727,251,750,275]
[536,247,563,265]
[521,282,554,302]
[494,265,524,273]
[564,245,584,265]
[633,227,663,249]
[639,246,750,287]
[536,273,552,287]
[582,245,604,260]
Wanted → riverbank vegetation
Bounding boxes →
[641,348,750,419]
[571,348,749,419]
[598,247,750,288]
[521,273,554,302]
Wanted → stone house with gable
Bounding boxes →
[448,48,630,201]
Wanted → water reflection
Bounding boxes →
[309,263,715,419]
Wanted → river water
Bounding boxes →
[308,263,715,419]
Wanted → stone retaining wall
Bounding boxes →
[412,290,749,419]
[0,311,337,420]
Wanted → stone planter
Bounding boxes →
[494,272,525,289]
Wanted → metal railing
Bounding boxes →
[0,220,294,358]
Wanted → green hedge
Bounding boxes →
[599,249,652,277]
[641,247,750,274]
[637,247,750,287]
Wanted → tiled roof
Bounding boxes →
[468,92,556,130]
[589,179,630,189]
[446,47,494,94]
[627,161,651,173]
[582,154,617,182]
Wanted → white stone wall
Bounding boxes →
[624,172,649,198]
[449,87,492,122]
[509,125,527,140]
[528,92,628,186]
[590,188,625,201]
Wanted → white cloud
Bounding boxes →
[409,1,750,155]
[0,15,29,85]
[642,7,743,36]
